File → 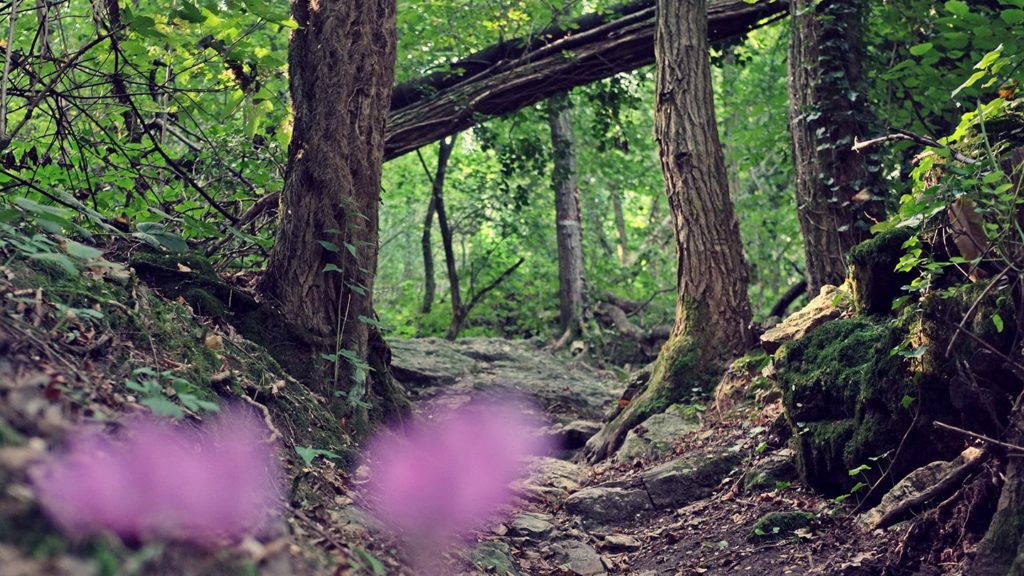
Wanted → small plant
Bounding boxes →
[125,368,219,420]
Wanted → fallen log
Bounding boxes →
[385,0,788,160]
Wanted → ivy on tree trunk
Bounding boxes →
[788,0,885,293]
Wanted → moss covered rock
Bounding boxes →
[748,511,814,541]
[849,227,916,315]
[775,317,956,496]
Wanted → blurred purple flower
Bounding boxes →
[362,398,551,544]
[31,408,282,544]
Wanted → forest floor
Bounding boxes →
[381,338,905,576]
[0,250,952,575]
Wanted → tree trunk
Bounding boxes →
[612,187,629,265]
[548,92,587,340]
[585,0,753,462]
[787,0,885,293]
[419,136,456,315]
[260,0,408,433]
[420,195,436,315]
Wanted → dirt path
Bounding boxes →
[383,339,894,576]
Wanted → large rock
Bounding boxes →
[641,449,741,508]
[848,227,916,315]
[760,284,851,354]
[748,511,814,541]
[741,449,798,494]
[509,512,555,539]
[389,338,476,388]
[390,338,620,422]
[564,484,653,526]
[614,406,699,463]
[549,541,606,576]
[774,316,960,497]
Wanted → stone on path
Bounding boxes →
[564,484,653,526]
[510,512,554,539]
[614,406,699,463]
[641,449,742,508]
[603,534,641,552]
[550,540,606,576]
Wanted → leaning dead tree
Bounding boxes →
[384,0,787,160]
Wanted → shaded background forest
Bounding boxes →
[3,0,1018,354]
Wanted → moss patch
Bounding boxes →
[775,317,952,496]
[849,227,916,315]
[748,511,814,541]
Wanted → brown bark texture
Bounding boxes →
[384,0,787,160]
[260,0,407,427]
[584,0,754,462]
[548,92,588,337]
[787,0,885,293]
[657,0,753,357]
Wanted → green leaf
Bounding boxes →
[901,395,916,409]
[953,70,988,98]
[848,464,870,477]
[1002,9,1024,25]
[175,1,206,23]
[28,252,78,275]
[295,446,342,466]
[945,0,969,16]
[993,313,1005,333]
[909,42,934,56]
[141,395,185,419]
[318,240,339,253]
[63,239,103,260]
[323,263,343,274]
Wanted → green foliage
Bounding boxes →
[125,367,220,419]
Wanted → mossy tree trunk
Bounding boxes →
[260,0,408,432]
[788,0,885,293]
[585,0,753,462]
[548,92,588,344]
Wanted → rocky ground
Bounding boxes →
[379,338,903,576]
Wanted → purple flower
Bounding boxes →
[31,408,282,544]
[362,398,551,545]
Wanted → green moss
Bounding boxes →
[848,227,916,315]
[748,511,814,541]
[129,250,218,279]
[777,318,899,422]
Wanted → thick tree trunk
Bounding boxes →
[787,0,885,293]
[384,0,787,160]
[548,93,587,340]
[585,0,754,462]
[260,0,408,432]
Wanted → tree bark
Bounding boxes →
[420,195,436,314]
[548,92,588,340]
[418,137,456,315]
[384,0,787,161]
[260,0,408,432]
[787,0,885,293]
[612,187,629,265]
[585,0,754,462]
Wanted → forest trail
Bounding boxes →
[381,339,892,576]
